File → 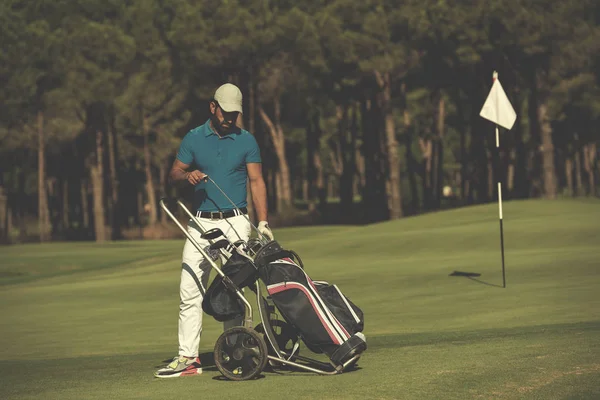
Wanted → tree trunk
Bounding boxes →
[538,103,557,199]
[528,68,556,199]
[258,99,292,209]
[375,70,402,219]
[248,67,256,133]
[160,160,168,224]
[315,152,326,213]
[355,147,365,198]
[361,94,388,221]
[81,179,89,229]
[275,170,284,212]
[306,108,319,212]
[143,116,158,225]
[91,130,106,242]
[306,107,322,212]
[328,143,343,197]
[48,178,62,235]
[513,105,528,199]
[574,146,584,196]
[455,92,472,203]
[419,138,433,210]
[266,169,276,212]
[433,93,445,209]
[7,204,12,241]
[361,97,374,214]
[460,121,467,202]
[565,157,574,196]
[507,149,516,194]
[18,170,27,242]
[62,179,69,231]
[527,72,542,198]
[37,111,51,242]
[338,104,355,213]
[302,179,308,203]
[469,109,489,203]
[405,127,418,214]
[349,103,359,202]
[431,140,440,206]
[107,120,119,239]
[402,83,418,213]
[0,185,7,243]
[583,143,597,196]
[136,190,143,238]
[327,175,335,199]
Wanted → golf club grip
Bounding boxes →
[256,250,295,267]
[288,250,304,269]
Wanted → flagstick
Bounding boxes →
[493,71,507,288]
[496,126,506,288]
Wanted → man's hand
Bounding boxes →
[185,170,208,185]
[258,221,274,241]
[169,160,207,186]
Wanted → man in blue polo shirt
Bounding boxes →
[155,83,273,378]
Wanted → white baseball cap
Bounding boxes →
[213,83,243,114]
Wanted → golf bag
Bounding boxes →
[202,251,258,322]
[254,241,366,366]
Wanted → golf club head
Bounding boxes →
[232,240,246,248]
[247,238,263,254]
[203,245,220,261]
[209,239,230,251]
[201,228,224,240]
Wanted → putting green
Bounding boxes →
[1,198,599,399]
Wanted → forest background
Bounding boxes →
[0,0,598,244]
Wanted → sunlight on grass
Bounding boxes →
[1,199,599,399]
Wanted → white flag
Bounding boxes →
[479,78,517,130]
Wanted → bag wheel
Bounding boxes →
[255,320,300,359]
[214,326,268,381]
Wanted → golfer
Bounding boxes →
[155,83,273,378]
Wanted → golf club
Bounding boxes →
[210,239,231,251]
[206,176,271,244]
[201,228,226,241]
[158,198,253,323]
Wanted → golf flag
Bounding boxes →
[479,71,517,289]
[479,73,517,130]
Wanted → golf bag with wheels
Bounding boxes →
[254,240,367,366]
[202,251,258,322]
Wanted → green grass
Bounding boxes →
[1,198,599,399]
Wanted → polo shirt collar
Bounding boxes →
[204,120,238,140]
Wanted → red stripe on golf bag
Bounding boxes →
[305,277,352,339]
[267,282,342,345]
[255,240,366,364]
[265,258,352,344]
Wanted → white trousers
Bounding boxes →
[178,214,251,358]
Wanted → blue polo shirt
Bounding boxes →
[176,120,262,212]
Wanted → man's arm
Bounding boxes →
[169,159,207,185]
[247,162,268,222]
[169,159,191,182]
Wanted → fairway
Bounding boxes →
[1,199,599,399]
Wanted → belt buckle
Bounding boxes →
[211,211,223,220]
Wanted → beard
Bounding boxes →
[210,114,237,135]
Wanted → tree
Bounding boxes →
[57,1,135,241]
[489,0,600,200]
[117,0,189,227]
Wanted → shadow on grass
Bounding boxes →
[212,374,266,381]
[157,351,365,381]
[449,271,504,288]
[157,352,219,372]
